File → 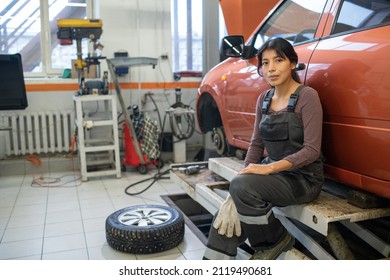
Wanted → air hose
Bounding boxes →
[166,87,196,141]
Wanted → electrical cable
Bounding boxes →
[124,163,206,196]
[124,168,172,196]
[31,174,83,188]
[141,93,191,153]
[119,92,168,196]
[168,102,196,140]
[27,154,82,188]
[144,92,164,130]
[145,92,196,142]
[85,101,99,117]
[121,90,196,196]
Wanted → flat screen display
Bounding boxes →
[0,53,28,110]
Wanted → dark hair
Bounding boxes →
[257,38,301,83]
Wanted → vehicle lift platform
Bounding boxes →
[170,157,390,260]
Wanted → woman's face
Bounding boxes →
[260,49,295,87]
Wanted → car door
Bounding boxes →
[305,0,390,196]
[222,0,331,148]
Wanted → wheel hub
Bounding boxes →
[213,133,221,148]
[212,127,227,155]
[118,207,172,227]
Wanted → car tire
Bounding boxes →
[105,204,185,254]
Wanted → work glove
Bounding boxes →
[213,194,241,238]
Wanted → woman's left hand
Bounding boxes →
[238,163,272,175]
[238,160,293,176]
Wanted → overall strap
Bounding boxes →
[262,85,305,114]
[287,85,305,112]
[261,88,274,114]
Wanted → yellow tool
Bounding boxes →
[57,19,104,94]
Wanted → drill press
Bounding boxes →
[57,19,107,95]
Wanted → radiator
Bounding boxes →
[1,110,74,156]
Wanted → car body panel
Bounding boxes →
[197,0,390,199]
[306,27,390,197]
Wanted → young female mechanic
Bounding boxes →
[203,38,324,260]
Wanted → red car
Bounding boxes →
[196,0,390,199]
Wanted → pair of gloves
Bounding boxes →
[213,194,241,238]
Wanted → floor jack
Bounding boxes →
[106,57,162,174]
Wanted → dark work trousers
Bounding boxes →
[203,172,321,260]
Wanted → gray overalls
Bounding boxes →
[203,85,323,260]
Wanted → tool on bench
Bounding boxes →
[177,165,201,175]
[172,162,208,176]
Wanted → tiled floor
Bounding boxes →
[0,157,208,260]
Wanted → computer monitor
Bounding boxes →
[0,53,28,110]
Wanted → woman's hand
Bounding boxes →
[238,160,294,175]
[238,163,273,175]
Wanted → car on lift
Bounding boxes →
[196,0,390,199]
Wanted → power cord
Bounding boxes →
[124,168,172,196]
[124,164,206,196]
[27,154,82,188]
[121,91,196,196]
[144,92,196,147]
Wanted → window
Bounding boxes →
[332,0,390,35]
[171,0,203,73]
[253,0,327,49]
[0,0,93,76]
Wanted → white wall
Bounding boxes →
[100,0,203,155]
[0,0,203,160]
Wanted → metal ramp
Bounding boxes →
[170,157,390,259]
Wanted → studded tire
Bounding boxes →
[105,204,185,254]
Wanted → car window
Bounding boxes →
[332,0,390,34]
[253,0,327,49]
